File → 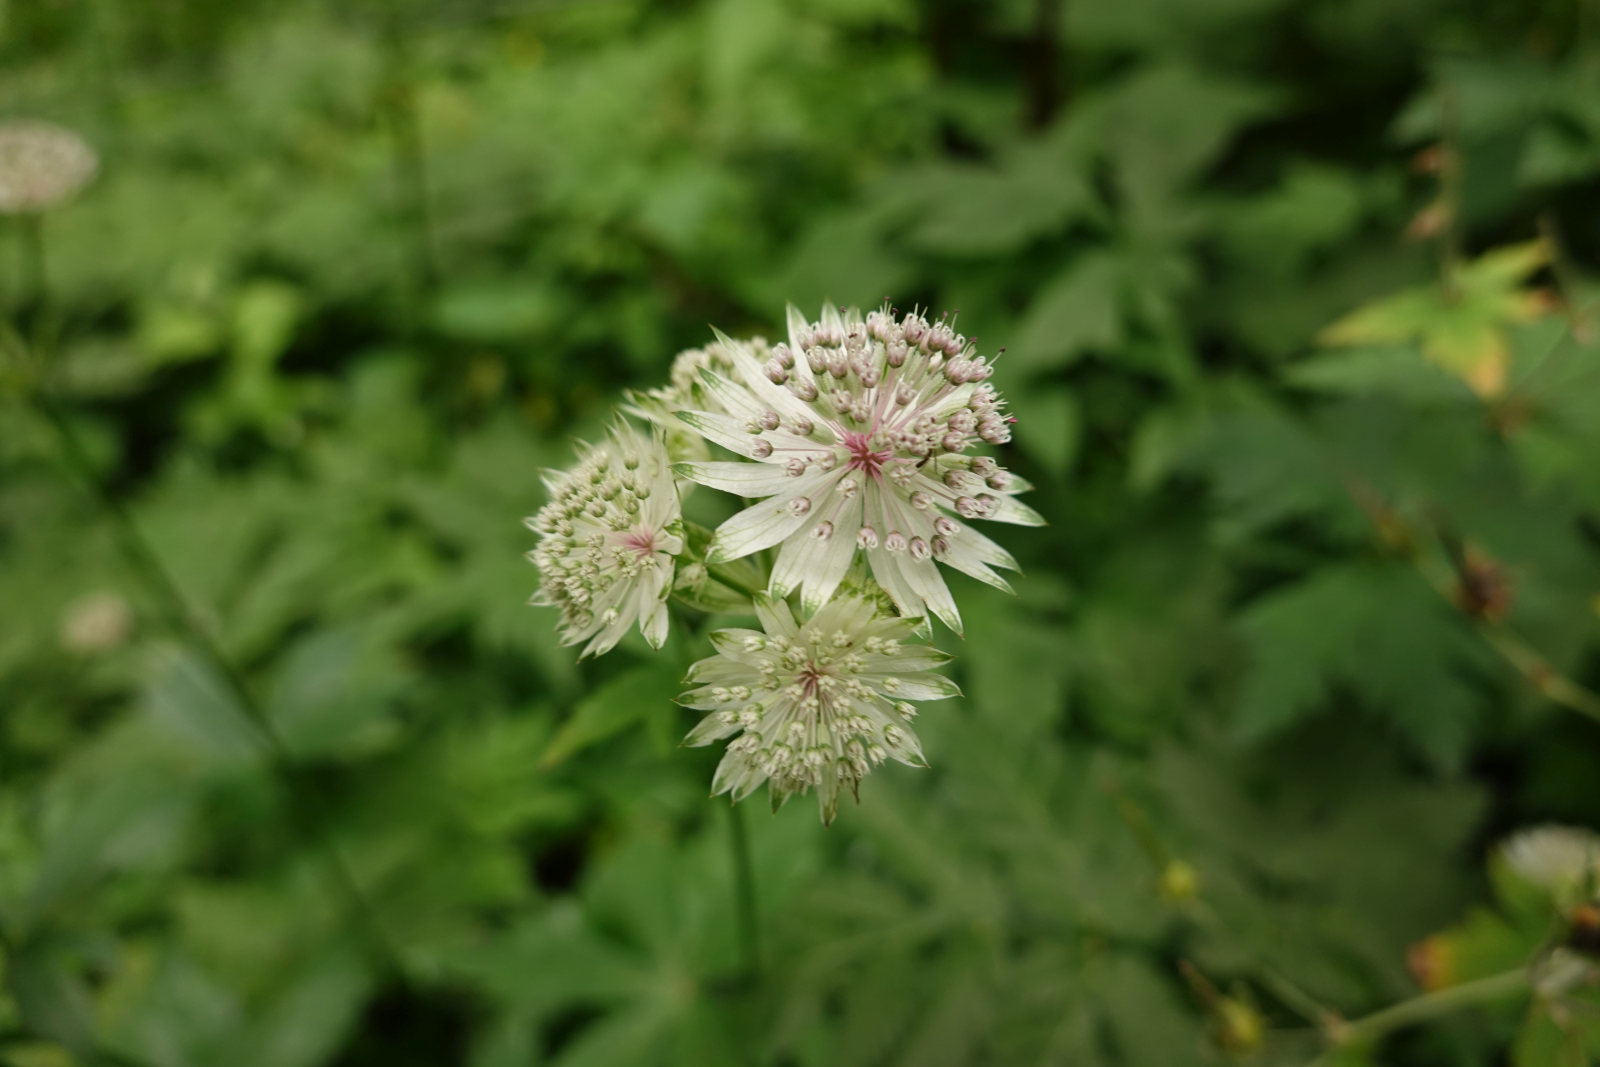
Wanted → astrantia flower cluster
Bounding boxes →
[681,594,956,822]
[675,305,1043,632]
[526,304,1038,822]
[526,423,683,657]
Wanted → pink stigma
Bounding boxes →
[617,525,658,559]
[842,431,890,479]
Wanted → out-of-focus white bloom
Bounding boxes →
[59,591,134,654]
[526,423,683,657]
[674,304,1042,634]
[680,593,958,824]
[1499,825,1600,895]
[0,120,98,214]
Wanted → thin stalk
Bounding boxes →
[1320,968,1529,1052]
[727,779,761,980]
[32,392,412,986]
[1338,475,1600,730]
[19,215,46,309]
[379,0,438,301]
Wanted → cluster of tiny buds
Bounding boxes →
[731,308,1016,522]
[528,442,663,632]
[703,624,923,792]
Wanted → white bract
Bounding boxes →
[525,424,683,657]
[626,336,770,463]
[674,304,1042,633]
[680,594,957,824]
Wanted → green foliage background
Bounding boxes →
[4,0,1600,1064]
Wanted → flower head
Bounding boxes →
[680,593,958,824]
[1499,825,1600,898]
[673,304,1042,633]
[0,120,98,214]
[526,423,683,657]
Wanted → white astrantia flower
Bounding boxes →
[525,423,684,657]
[0,120,98,214]
[680,592,958,825]
[1499,825,1600,895]
[673,304,1043,633]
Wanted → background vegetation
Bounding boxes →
[4,0,1600,1063]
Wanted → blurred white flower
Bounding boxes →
[1500,825,1600,895]
[59,591,134,655]
[0,120,98,214]
[680,593,958,824]
[674,304,1042,633]
[526,423,683,657]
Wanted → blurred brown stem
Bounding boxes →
[1341,479,1600,729]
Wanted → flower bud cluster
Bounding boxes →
[673,304,1043,633]
[0,120,98,214]
[530,304,1034,823]
[680,594,956,824]
[526,424,683,657]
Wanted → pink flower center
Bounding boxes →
[617,525,658,559]
[842,431,890,479]
[797,665,826,698]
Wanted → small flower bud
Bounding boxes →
[750,439,773,459]
[857,525,879,549]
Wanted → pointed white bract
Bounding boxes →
[680,594,957,824]
[673,304,1042,633]
[625,336,771,460]
[525,423,684,657]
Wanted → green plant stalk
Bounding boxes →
[33,393,413,987]
[1322,968,1529,1050]
[19,215,46,309]
[379,0,437,300]
[1339,475,1600,730]
[727,799,761,981]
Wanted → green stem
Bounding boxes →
[33,392,412,986]
[19,215,46,310]
[380,0,437,301]
[1323,969,1529,1052]
[727,792,761,980]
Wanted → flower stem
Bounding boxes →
[1319,969,1529,1054]
[727,799,761,981]
[19,215,46,308]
